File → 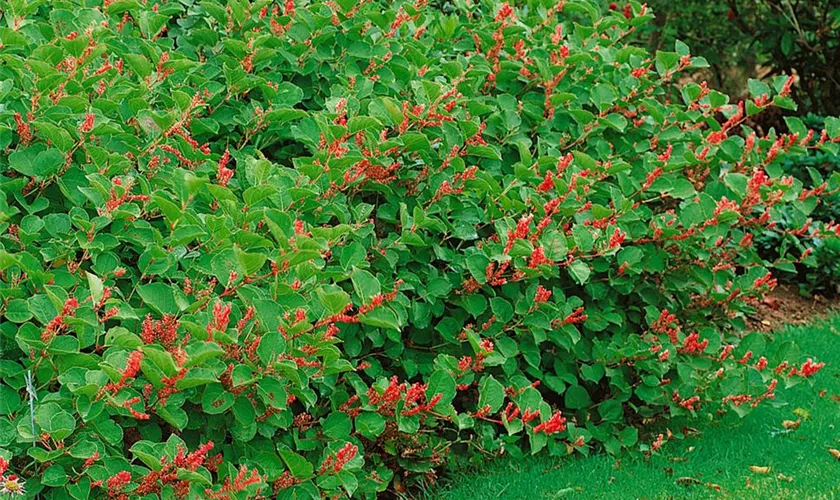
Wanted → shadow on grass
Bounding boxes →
[431,316,840,499]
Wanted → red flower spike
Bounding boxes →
[534,285,552,304]
[521,408,540,423]
[80,113,95,133]
[651,434,664,451]
[217,149,234,187]
[533,410,566,434]
[528,246,553,268]
[106,471,132,494]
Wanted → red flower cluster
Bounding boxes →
[134,442,214,496]
[607,227,626,249]
[206,301,232,339]
[533,410,566,434]
[559,306,587,326]
[672,393,700,411]
[103,177,149,213]
[533,285,552,304]
[105,471,132,498]
[537,170,555,192]
[737,350,753,364]
[651,433,664,451]
[103,349,144,395]
[41,297,79,343]
[505,215,534,254]
[494,2,516,24]
[14,112,32,145]
[319,443,358,474]
[678,331,708,355]
[79,113,95,133]
[205,465,263,499]
[752,272,778,291]
[527,246,553,268]
[751,379,777,407]
[217,149,234,186]
[788,358,824,377]
[650,308,679,343]
[83,452,99,468]
[722,394,752,407]
[141,314,180,348]
[122,396,150,420]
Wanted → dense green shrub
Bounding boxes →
[753,114,840,296]
[0,0,839,498]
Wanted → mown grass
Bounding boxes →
[432,315,840,499]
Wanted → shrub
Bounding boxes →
[642,0,840,115]
[753,114,840,296]
[0,0,839,498]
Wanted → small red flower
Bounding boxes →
[528,246,553,268]
[651,433,664,451]
[106,471,132,494]
[537,170,554,192]
[83,452,99,468]
[79,113,95,133]
[217,149,234,186]
[534,285,552,304]
[533,410,566,434]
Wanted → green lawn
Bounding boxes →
[432,316,840,499]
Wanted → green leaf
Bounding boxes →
[359,306,400,331]
[317,286,351,316]
[564,385,592,409]
[590,84,617,112]
[0,385,22,414]
[137,283,179,315]
[355,412,386,439]
[86,272,105,305]
[9,147,64,177]
[322,412,352,439]
[478,375,505,413]
[747,78,772,99]
[572,226,594,252]
[278,445,314,478]
[466,145,501,160]
[42,464,68,487]
[490,297,513,323]
[599,399,622,422]
[257,331,287,366]
[351,269,381,302]
[185,342,225,368]
[347,116,383,133]
[466,253,490,284]
[568,261,591,285]
[4,299,32,323]
[202,384,234,414]
[142,345,179,377]
[427,370,457,406]
[425,277,452,298]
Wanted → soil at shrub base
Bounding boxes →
[747,283,840,332]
